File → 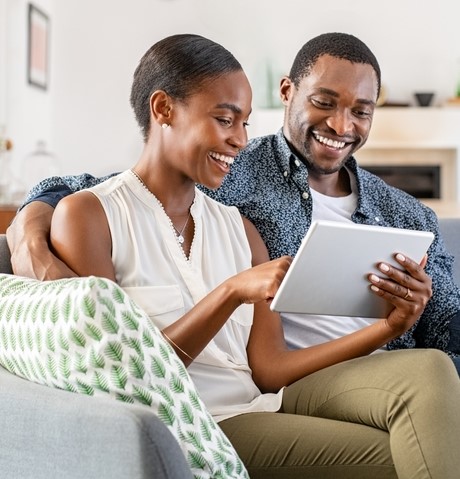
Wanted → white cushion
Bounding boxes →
[0,274,248,478]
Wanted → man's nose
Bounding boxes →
[326,110,353,136]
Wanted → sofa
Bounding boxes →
[0,234,192,478]
[0,218,459,477]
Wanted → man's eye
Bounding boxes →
[311,99,332,108]
[354,110,372,118]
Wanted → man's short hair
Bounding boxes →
[289,32,381,96]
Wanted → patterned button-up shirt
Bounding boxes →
[24,129,460,356]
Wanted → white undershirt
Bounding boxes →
[282,169,386,352]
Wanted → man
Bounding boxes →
[7,32,460,372]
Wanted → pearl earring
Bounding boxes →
[161,123,170,129]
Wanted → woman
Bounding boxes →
[49,34,460,479]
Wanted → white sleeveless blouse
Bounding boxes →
[89,170,283,421]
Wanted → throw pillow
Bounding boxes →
[0,273,248,479]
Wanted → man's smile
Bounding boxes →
[312,132,349,150]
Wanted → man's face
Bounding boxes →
[280,54,378,177]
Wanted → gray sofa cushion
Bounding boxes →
[0,235,12,274]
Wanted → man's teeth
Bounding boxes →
[314,134,346,149]
[210,152,234,165]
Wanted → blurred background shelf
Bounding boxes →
[0,205,17,234]
[249,107,460,210]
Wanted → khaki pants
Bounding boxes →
[219,349,460,479]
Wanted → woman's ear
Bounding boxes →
[150,90,172,127]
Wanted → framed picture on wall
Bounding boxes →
[27,3,49,90]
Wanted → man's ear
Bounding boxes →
[279,76,293,105]
[149,90,172,126]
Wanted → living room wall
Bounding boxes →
[1,0,55,198]
[2,0,460,194]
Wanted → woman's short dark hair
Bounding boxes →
[289,32,381,97]
[130,34,243,141]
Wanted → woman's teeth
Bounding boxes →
[210,152,234,166]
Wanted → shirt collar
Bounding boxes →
[273,128,310,180]
[273,129,297,170]
[346,157,383,223]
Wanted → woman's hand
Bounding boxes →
[225,256,293,305]
[162,256,292,366]
[368,253,432,335]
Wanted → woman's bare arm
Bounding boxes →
[50,191,115,280]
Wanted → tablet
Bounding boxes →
[270,220,434,318]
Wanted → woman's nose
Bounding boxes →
[229,126,248,151]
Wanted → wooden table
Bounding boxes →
[0,205,18,234]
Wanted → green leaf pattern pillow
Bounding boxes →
[0,274,248,479]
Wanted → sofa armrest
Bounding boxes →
[438,218,460,286]
[0,366,192,479]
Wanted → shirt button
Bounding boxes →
[302,191,309,200]
[375,217,380,222]
[294,159,300,167]
[283,170,288,177]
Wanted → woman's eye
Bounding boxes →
[217,118,232,126]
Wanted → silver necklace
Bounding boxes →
[173,211,191,244]
[131,169,192,245]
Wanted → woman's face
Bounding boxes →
[167,70,252,190]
